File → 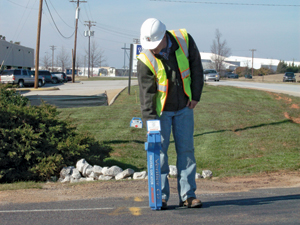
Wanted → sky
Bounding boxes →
[1,0,299,69]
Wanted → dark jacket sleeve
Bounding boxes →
[188,34,204,102]
[137,60,157,125]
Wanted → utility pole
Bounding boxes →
[70,0,86,83]
[249,49,256,77]
[121,44,130,76]
[133,38,140,44]
[84,21,96,78]
[50,45,56,72]
[34,0,43,89]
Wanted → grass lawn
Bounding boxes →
[59,84,300,178]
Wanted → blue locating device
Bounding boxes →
[145,120,162,210]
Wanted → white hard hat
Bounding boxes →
[140,18,166,50]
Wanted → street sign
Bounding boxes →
[133,44,143,73]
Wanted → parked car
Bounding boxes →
[51,72,68,83]
[283,72,296,82]
[245,74,252,79]
[0,69,45,87]
[67,75,72,81]
[204,69,219,82]
[227,73,239,79]
[32,70,53,83]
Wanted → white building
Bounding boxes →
[200,52,300,71]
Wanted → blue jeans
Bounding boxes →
[159,106,197,202]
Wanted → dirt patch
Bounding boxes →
[0,171,299,205]
[291,104,300,109]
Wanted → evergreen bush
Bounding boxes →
[0,85,111,183]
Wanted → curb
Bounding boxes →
[14,87,60,91]
[108,87,127,106]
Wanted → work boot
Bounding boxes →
[161,199,168,210]
[180,197,202,208]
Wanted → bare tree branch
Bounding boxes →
[57,46,70,72]
[85,40,107,76]
[210,29,231,72]
[41,53,51,70]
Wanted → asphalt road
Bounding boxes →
[207,80,300,97]
[0,187,299,225]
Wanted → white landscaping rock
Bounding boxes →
[98,175,113,181]
[195,173,201,179]
[103,166,123,177]
[82,164,93,177]
[61,175,71,183]
[93,165,103,176]
[133,171,147,180]
[71,168,81,179]
[202,170,213,179]
[76,159,87,173]
[115,168,135,180]
[60,166,74,179]
[169,165,177,177]
[70,177,79,183]
[101,167,109,176]
[88,171,97,180]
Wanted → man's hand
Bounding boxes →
[187,100,198,109]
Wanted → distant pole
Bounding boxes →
[84,21,96,78]
[70,0,87,83]
[133,38,140,44]
[50,45,56,72]
[128,44,133,95]
[250,49,256,77]
[34,0,43,89]
[123,43,126,70]
[121,44,130,76]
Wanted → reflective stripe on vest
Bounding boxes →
[169,29,189,58]
[138,51,168,94]
[138,29,191,116]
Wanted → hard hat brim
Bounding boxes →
[140,37,163,50]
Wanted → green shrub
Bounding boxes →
[0,85,111,183]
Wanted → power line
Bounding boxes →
[149,0,300,7]
[6,0,38,9]
[44,0,75,39]
[48,0,74,29]
[94,25,138,38]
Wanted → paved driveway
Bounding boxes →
[19,79,138,106]
[207,80,300,97]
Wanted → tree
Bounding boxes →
[57,46,70,72]
[210,29,231,73]
[41,52,51,70]
[276,60,287,73]
[85,40,106,76]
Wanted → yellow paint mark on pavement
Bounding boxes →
[109,207,128,216]
[129,207,141,216]
[134,197,143,202]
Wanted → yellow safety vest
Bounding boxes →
[138,29,191,116]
